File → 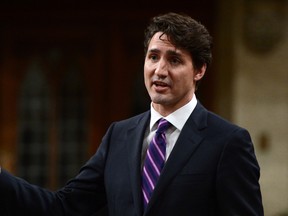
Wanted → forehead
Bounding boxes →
[148,32,175,50]
[148,32,190,57]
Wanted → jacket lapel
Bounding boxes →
[126,111,150,216]
[145,102,208,213]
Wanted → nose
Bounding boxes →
[155,59,168,77]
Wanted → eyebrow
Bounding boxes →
[166,49,182,57]
[147,48,160,54]
[148,48,182,57]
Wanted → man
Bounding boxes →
[0,12,263,215]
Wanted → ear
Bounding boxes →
[194,64,207,81]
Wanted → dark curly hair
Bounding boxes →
[144,12,213,71]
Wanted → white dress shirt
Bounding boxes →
[141,94,198,165]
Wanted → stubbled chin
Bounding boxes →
[150,93,170,105]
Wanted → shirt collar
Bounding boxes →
[150,94,197,131]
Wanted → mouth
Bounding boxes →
[152,81,170,91]
[153,81,169,87]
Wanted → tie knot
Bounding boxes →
[156,118,170,134]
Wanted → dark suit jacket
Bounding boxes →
[0,102,264,216]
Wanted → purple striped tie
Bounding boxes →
[142,118,170,209]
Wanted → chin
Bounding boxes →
[150,92,173,104]
[151,98,170,106]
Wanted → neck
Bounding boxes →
[152,99,192,117]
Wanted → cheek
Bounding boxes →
[143,69,151,88]
[144,64,154,79]
[144,61,151,71]
[174,76,194,90]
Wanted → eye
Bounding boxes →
[170,57,181,65]
[148,54,159,62]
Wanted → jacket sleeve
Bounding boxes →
[216,128,264,216]
[0,169,62,215]
[0,123,115,216]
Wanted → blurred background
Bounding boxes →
[0,0,287,215]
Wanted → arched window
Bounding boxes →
[57,66,88,185]
[18,60,50,187]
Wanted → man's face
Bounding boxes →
[144,32,205,116]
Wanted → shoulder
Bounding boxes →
[114,111,150,127]
[194,102,248,136]
[105,111,150,134]
[208,111,241,129]
[193,105,255,158]
[207,111,254,147]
